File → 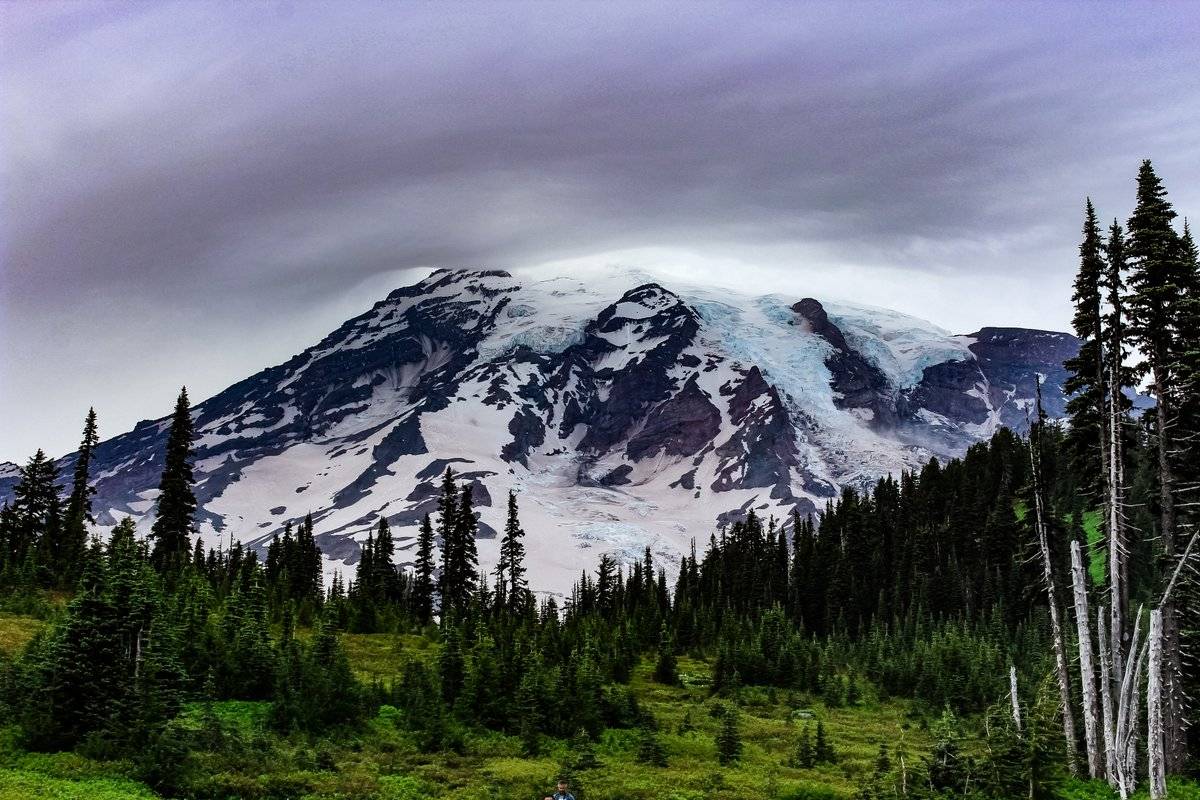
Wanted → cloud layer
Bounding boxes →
[2,1,1198,460]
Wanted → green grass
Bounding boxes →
[1016,501,1106,585]
[2,617,1197,799]
[1079,508,1105,584]
[0,726,156,800]
[0,770,158,800]
[0,612,44,656]
[340,631,438,678]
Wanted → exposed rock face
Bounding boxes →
[626,375,721,460]
[792,298,895,426]
[0,269,1082,594]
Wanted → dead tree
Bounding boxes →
[1070,540,1103,778]
[1147,609,1166,799]
[1147,529,1199,797]
[1010,665,1022,732]
[1097,605,1119,785]
[1113,607,1146,799]
[1107,361,1130,686]
[1028,397,1079,777]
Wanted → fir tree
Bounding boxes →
[495,490,528,612]
[793,723,816,768]
[716,706,742,765]
[436,469,459,613]
[61,407,99,584]
[815,718,836,763]
[636,724,668,766]
[653,623,678,685]
[438,624,465,705]
[412,513,436,624]
[1125,160,1189,769]
[1063,199,1108,495]
[8,449,62,581]
[149,389,197,574]
[441,482,479,614]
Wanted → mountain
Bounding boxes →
[0,269,1080,594]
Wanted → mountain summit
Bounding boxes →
[1,269,1079,593]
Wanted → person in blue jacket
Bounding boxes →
[544,778,575,800]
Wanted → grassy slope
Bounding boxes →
[1,620,1193,799]
[0,612,45,656]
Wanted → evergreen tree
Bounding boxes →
[412,514,436,624]
[149,389,197,574]
[7,449,62,582]
[495,490,528,612]
[61,408,99,585]
[715,706,742,765]
[636,724,668,766]
[1125,160,1189,769]
[652,623,678,685]
[436,469,459,613]
[1063,199,1108,495]
[438,624,465,705]
[814,718,836,763]
[441,482,478,614]
[793,723,816,768]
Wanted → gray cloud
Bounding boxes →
[2,1,1199,460]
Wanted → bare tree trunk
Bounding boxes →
[1010,665,1022,731]
[1071,540,1103,778]
[1097,605,1119,786]
[1108,362,1129,685]
[1147,609,1167,799]
[1115,608,1146,798]
[1030,429,1079,777]
[1150,359,1186,773]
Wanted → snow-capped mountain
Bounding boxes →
[1,269,1080,594]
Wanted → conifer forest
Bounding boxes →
[2,158,1199,797]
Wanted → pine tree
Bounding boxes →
[793,723,816,768]
[441,482,478,614]
[653,623,678,685]
[372,516,396,600]
[1064,199,1108,495]
[515,652,544,755]
[438,624,465,705]
[815,718,836,763]
[436,469,459,613]
[1125,160,1189,770]
[716,705,742,765]
[636,724,668,766]
[413,513,436,624]
[496,490,527,612]
[8,449,62,582]
[149,388,197,574]
[61,407,99,585]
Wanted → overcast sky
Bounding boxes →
[2,1,1198,462]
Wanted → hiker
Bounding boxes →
[544,778,575,800]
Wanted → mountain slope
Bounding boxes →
[0,269,1080,594]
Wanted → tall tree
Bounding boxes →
[413,513,436,624]
[448,483,479,612]
[62,407,99,584]
[1103,220,1133,687]
[496,490,527,612]
[1125,161,1188,770]
[1029,386,1079,776]
[1064,199,1109,495]
[436,469,459,613]
[7,449,62,581]
[149,388,198,573]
